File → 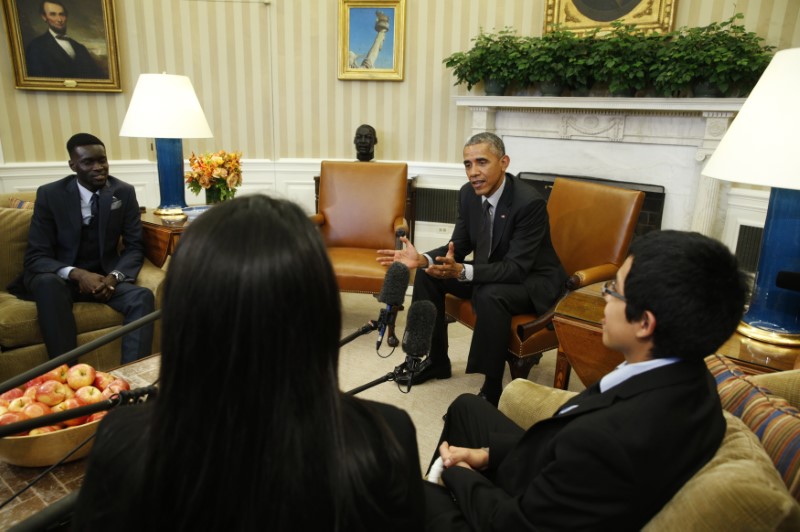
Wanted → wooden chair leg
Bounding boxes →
[553,348,572,390]
[506,352,543,380]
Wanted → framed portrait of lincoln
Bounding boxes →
[545,0,677,35]
[1,0,121,91]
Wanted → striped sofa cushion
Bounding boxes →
[8,197,34,209]
[706,354,800,501]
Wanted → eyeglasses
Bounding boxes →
[602,280,626,302]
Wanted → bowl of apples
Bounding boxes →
[0,363,131,467]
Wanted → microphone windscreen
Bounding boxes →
[402,300,436,358]
[378,262,410,306]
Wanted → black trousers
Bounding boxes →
[424,393,525,531]
[24,272,155,364]
[412,270,534,380]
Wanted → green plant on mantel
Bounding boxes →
[651,14,774,97]
[442,13,773,98]
[593,21,657,96]
[442,28,524,93]
[524,26,599,95]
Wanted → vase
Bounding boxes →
[539,81,564,97]
[483,78,506,96]
[205,187,222,205]
[692,81,722,98]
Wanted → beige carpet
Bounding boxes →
[337,292,585,470]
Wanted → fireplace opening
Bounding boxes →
[517,172,665,238]
[415,172,665,240]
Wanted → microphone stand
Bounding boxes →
[346,358,420,395]
[339,304,403,348]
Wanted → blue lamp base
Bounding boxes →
[737,187,800,346]
[154,138,188,215]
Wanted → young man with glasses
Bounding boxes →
[424,230,748,531]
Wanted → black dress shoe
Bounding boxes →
[396,358,451,385]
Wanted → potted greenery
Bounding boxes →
[655,14,773,97]
[523,27,596,96]
[593,22,657,96]
[443,28,524,95]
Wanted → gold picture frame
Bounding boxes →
[1,0,121,92]
[338,0,405,81]
[545,0,677,35]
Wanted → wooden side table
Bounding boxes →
[140,212,185,268]
[552,282,800,390]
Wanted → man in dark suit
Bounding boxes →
[378,132,567,405]
[25,1,103,79]
[423,230,749,531]
[13,133,153,364]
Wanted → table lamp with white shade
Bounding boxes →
[119,73,213,215]
[702,47,800,346]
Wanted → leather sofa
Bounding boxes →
[497,354,800,530]
[0,192,164,382]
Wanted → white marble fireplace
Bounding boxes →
[455,96,769,251]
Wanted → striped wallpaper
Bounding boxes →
[0,0,798,165]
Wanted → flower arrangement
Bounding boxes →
[184,150,243,203]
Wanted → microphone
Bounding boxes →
[375,262,410,351]
[401,300,436,374]
[777,271,800,292]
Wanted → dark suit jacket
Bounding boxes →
[440,361,726,531]
[428,174,566,314]
[22,175,144,282]
[25,31,103,78]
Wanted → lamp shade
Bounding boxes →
[701,48,800,190]
[119,73,213,139]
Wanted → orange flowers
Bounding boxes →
[185,150,243,202]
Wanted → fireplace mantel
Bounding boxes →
[454,96,747,237]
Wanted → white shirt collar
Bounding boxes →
[482,173,507,211]
[599,357,681,393]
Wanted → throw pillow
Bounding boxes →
[706,354,800,501]
[8,197,34,209]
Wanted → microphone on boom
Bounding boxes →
[375,262,410,351]
[401,300,436,375]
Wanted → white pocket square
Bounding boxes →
[110,197,122,210]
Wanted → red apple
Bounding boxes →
[22,402,52,418]
[29,425,61,436]
[62,385,75,400]
[0,388,24,402]
[7,396,34,412]
[107,378,130,392]
[93,371,115,391]
[36,380,68,406]
[23,386,39,400]
[42,363,69,384]
[86,411,107,423]
[59,398,88,427]
[66,364,96,390]
[24,375,46,390]
[75,386,104,405]
[0,411,30,435]
[51,401,69,414]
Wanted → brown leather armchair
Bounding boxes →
[445,177,645,380]
[311,161,409,294]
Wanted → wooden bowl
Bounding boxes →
[0,419,100,467]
